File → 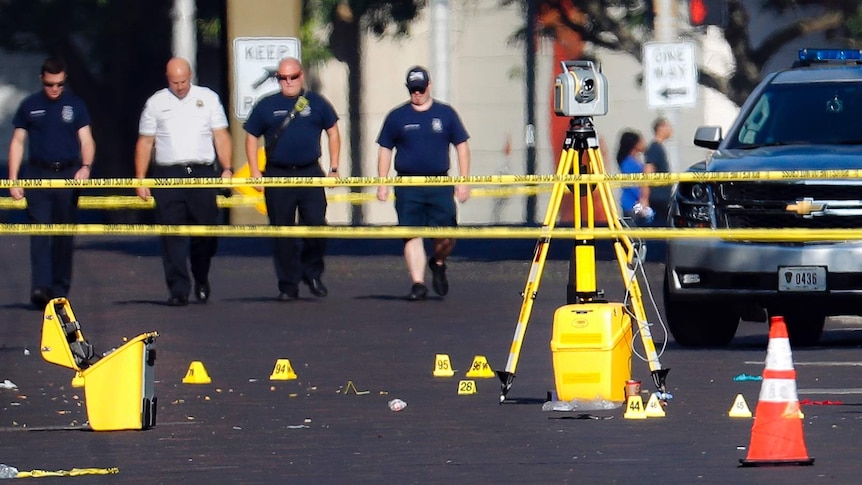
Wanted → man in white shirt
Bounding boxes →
[134,57,232,306]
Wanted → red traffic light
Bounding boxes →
[689,0,726,27]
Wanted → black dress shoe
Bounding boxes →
[167,296,189,307]
[304,277,328,297]
[194,282,210,302]
[277,290,299,301]
[30,288,52,308]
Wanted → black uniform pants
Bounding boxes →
[25,164,81,297]
[152,164,219,298]
[264,164,328,293]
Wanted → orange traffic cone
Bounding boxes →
[740,316,814,466]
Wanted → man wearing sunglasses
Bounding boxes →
[244,57,341,302]
[376,66,471,301]
[8,57,96,309]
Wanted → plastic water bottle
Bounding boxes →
[0,464,19,479]
[633,203,656,224]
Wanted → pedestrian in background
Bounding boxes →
[644,117,673,226]
[134,57,232,307]
[616,129,654,224]
[243,57,341,302]
[376,66,471,301]
[7,56,96,309]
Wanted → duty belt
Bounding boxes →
[31,160,79,171]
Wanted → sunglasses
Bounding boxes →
[408,87,426,94]
[42,81,66,88]
[276,72,302,82]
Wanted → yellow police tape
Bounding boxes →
[0,186,549,210]
[0,223,859,241]
[2,169,861,189]
[14,467,119,478]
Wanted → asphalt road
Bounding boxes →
[1,236,862,484]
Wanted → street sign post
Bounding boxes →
[232,37,301,120]
[643,42,697,109]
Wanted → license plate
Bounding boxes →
[778,266,826,292]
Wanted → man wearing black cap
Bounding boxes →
[376,66,471,301]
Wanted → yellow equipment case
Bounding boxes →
[550,303,633,402]
[40,298,159,431]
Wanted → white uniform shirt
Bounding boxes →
[138,85,228,165]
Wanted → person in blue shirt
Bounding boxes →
[616,129,653,224]
[244,57,341,301]
[376,66,471,301]
[644,117,673,227]
[7,57,96,309]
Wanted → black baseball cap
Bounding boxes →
[405,66,430,91]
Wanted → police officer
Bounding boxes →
[376,66,471,301]
[243,57,341,301]
[8,57,96,309]
[134,57,232,307]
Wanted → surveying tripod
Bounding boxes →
[496,116,669,403]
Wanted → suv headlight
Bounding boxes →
[672,182,715,228]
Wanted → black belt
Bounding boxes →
[31,160,79,171]
[157,163,214,174]
[268,161,317,170]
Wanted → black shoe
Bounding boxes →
[30,288,52,308]
[407,283,428,301]
[194,281,210,302]
[167,296,189,307]
[277,290,299,302]
[428,257,449,296]
[303,277,328,297]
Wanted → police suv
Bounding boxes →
[664,48,862,347]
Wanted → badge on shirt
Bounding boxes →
[196,99,204,108]
[432,118,443,133]
[62,105,74,123]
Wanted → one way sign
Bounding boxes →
[643,42,697,108]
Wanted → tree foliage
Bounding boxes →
[506,0,862,106]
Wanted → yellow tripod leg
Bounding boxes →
[497,143,576,402]
[585,144,669,396]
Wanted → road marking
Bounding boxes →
[745,361,862,367]
[797,388,862,395]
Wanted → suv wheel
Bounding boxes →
[663,278,739,347]
[771,308,826,347]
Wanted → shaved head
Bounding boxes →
[166,57,192,99]
[276,57,304,98]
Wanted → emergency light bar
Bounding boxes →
[798,48,862,63]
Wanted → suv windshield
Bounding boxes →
[727,81,862,148]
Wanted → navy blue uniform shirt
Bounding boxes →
[376,101,469,175]
[12,90,90,162]
[243,90,338,166]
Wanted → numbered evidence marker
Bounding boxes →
[728,393,753,418]
[269,359,298,381]
[624,395,647,419]
[457,379,477,395]
[465,355,495,378]
[182,361,212,384]
[433,354,455,377]
[644,393,666,418]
